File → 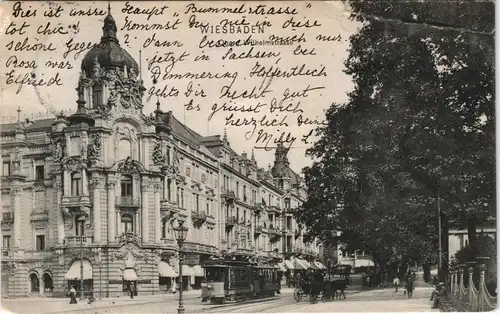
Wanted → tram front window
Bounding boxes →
[206,268,225,282]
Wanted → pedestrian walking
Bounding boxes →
[393,277,400,292]
[68,285,77,304]
[129,283,135,299]
[171,281,177,294]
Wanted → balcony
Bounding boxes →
[268,205,282,215]
[116,196,140,208]
[225,216,237,229]
[62,195,91,207]
[220,189,236,202]
[2,212,14,224]
[192,211,207,225]
[31,210,49,222]
[64,236,94,246]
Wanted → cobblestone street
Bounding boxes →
[2,286,438,314]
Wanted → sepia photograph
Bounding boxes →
[0,0,496,313]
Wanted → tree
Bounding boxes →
[296,0,494,274]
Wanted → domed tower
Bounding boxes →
[271,142,291,190]
[77,4,145,114]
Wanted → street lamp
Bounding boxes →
[173,220,188,314]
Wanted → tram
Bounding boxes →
[200,260,281,303]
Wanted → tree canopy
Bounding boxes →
[296,0,495,270]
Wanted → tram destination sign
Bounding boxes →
[183,254,200,266]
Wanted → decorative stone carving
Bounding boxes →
[116,233,142,248]
[185,166,191,177]
[201,174,207,184]
[10,149,21,173]
[117,157,142,174]
[152,143,165,165]
[88,134,102,159]
[62,156,83,172]
[115,125,138,143]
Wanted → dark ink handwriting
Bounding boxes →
[147,51,190,72]
[316,34,342,42]
[220,77,273,100]
[293,45,316,56]
[6,70,63,94]
[5,38,56,52]
[185,99,201,111]
[249,62,327,80]
[282,17,321,29]
[37,21,68,35]
[12,2,37,18]
[147,85,180,101]
[268,33,306,44]
[121,16,182,32]
[222,46,280,60]
[185,3,246,14]
[208,101,267,121]
[5,21,30,36]
[43,4,63,18]
[143,33,184,49]
[199,35,253,49]
[248,5,298,15]
[5,56,37,69]
[122,1,169,20]
[69,7,106,16]
[63,39,98,60]
[184,81,207,98]
[297,115,328,126]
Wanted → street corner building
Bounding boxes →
[0,10,322,299]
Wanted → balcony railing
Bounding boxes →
[65,236,93,245]
[220,189,236,200]
[116,196,140,207]
[225,216,237,228]
[192,210,207,223]
[62,195,91,207]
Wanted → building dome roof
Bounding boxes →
[81,9,139,77]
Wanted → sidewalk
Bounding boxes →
[1,290,201,314]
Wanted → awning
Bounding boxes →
[65,260,93,280]
[284,260,295,270]
[302,259,312,269]
[181,265,195,276]
[315,261,326,269]
[192,265,205,277]
[123,268,138,281]
[294,258,309,270]
[277,262,287,272]
[159,261,178,277]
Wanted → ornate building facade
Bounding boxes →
[0,10,322,298]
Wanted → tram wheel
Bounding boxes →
[294,288,303,302]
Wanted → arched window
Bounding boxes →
[71,172,82,196]
[118,139,132,160]
[121,175,133,197]
[42,273,53,292]
[29,273,39,292]
[121,214,133,233]
[75,216,85,236]
[161,219,167,238]
[92,83,103,108]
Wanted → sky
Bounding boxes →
[0,1,359,174]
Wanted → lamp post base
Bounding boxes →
[177,307,185,314]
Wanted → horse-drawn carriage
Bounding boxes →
[293,276,349,302]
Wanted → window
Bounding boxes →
[243,186,247,201]
[2,235,10,248]
[167,179,172,201]
[166,149,171,164]
[2,162,10,176]
[36,235,45,251]
[70,137,82,156]
[285,199,290,209]
[121,175,133,197]
[196,195,199,212]
[180,189,184,208]
[121,214,133,233]
[206,201,210,216]
[162,220,167,238]
[176,187,180,204]
[236,182,239,197]
[75,216,85,236]
[35,165,44,180]
[71,172,82,196]
[92,83,103,107]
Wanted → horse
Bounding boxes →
[325,278,349,300]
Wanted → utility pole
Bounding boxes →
[437,191,443,280]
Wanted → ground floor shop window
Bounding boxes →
[159,276,174,290]
[68,279,93,297]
